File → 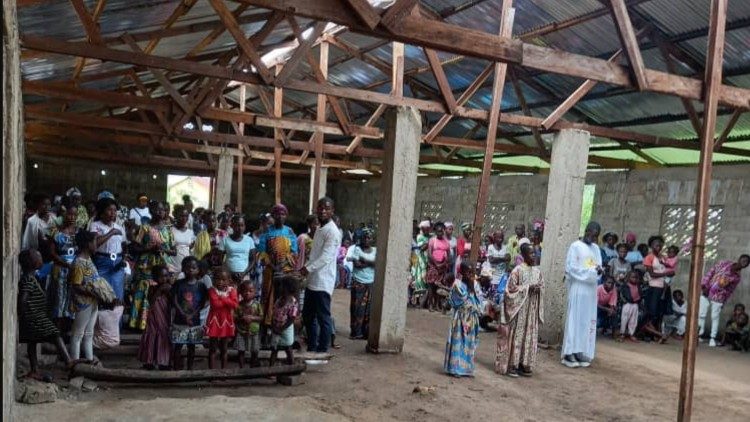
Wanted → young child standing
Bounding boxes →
[235,281,263,368]
[170,256,208,370]
[18,249,74,379]
[205,268,239,369]
[619,271,642,343]
[137,265,172,370]
[269,275,299,366]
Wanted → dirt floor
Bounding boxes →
[15,291,750,421]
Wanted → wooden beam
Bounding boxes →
[240,0,750,109]
[346,104,386,154]
[714,109,743,150]
[274,21,327,86]
[274,64,284,203]
[423,63,494,142]
[380,0,419,31]
[237,84,246,212]
[509,68,546,155]
[678,1,727,421]
[69,0,104,44]
[312,41,330,206]
[609,0,648,90]
[207,0,273,84]
[541,50,623,129]
[470,0,514,263]
[345,0,381,30]
[22,80,171,112]
[392,42,405,98]
[186,3,250,57]
[424,48,457,113]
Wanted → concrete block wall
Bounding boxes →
[330,164,750,326]
[232,176,317,230]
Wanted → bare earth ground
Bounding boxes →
[16,291,750,421]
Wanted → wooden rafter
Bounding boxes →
[424,48,457,113]
[609,0,648,90]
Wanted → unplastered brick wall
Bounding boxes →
[233,176,317,230]
[26,157,171,206]
[330,164,750,327]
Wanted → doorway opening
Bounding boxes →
[166,175,212,211]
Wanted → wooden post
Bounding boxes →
[469,0,515,263]
[392,41,404,98]
[3,0,24,418]
[678,1,727,421]
[274,65,283,203]
[311,42,328,208]
[236,83,245,212]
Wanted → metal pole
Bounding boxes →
[677,1,726,420]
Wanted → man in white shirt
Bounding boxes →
[128,193,151,226]
[301,197,342,353]
[21,194,56,252]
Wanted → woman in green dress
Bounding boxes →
[129,201,176,330]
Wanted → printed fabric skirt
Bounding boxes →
[170,324,205,345]
[349,280,372,338]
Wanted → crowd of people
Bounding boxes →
[17,187,360,378]
[407,219,749,378]
[15,186,749,383]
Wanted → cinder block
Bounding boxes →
[277,374,303,386]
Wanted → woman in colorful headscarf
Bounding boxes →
[410,221,431,305]
[257,204,298,332]
[129,201,177,330]
[63,187,88,229]
[47,205,79,326]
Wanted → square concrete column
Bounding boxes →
[214,152,234,212]
[539,129,591,344]
[308,166,327,213]
[368,106,421,353]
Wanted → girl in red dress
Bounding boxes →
[205,268,239,369]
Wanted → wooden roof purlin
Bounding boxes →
[19,0,750,176]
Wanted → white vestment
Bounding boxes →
[561,240,602,361]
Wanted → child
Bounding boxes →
[235,281,263,368]
[663,289,687,340]
[619,271,642,343]
[597,277,618,337]
[722,312,749,351]
[170,256,208,370]
[720,304,747,347]
[137,265,172,370]
[205,268,239,369]
[663,245,680,286]
[269,275,300,366]
[608,243,632,285]
[18,249,74,379]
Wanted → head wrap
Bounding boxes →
[97,190,114,200]
[444,222,454,229]
[518,237,531,247]
[271,203,288,215]
[362,227,375,238]
[480,266,494,278]
[137,194,148,201]
[625,232,637,243]
[66,187,82,197]
[461,222,472,231]
[418,220,431,229]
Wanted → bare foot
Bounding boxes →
[626,336,640,343]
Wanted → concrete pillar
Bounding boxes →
[368,106,421,353]
[3,0,24,417]
[308,166,327,213]
[214,152,233,212]
[539,129,591,344]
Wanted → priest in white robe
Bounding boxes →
[561,221,602,368]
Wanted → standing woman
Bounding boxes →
[223,215,256,285]
[348,228,377,339]
[64,188,89,230]
[129,201,176,330]
[642,235,673,343]
[172,207,196,270]
[89,197,127,302]
[444,261,482,377]
[257,204,298,330]
[455,223,473,275]
[68,231,105,362]
[412,221,431,302]
[47,206,79,327]
[426,222,452,312]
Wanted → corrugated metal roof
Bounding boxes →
[16,0,750,171]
